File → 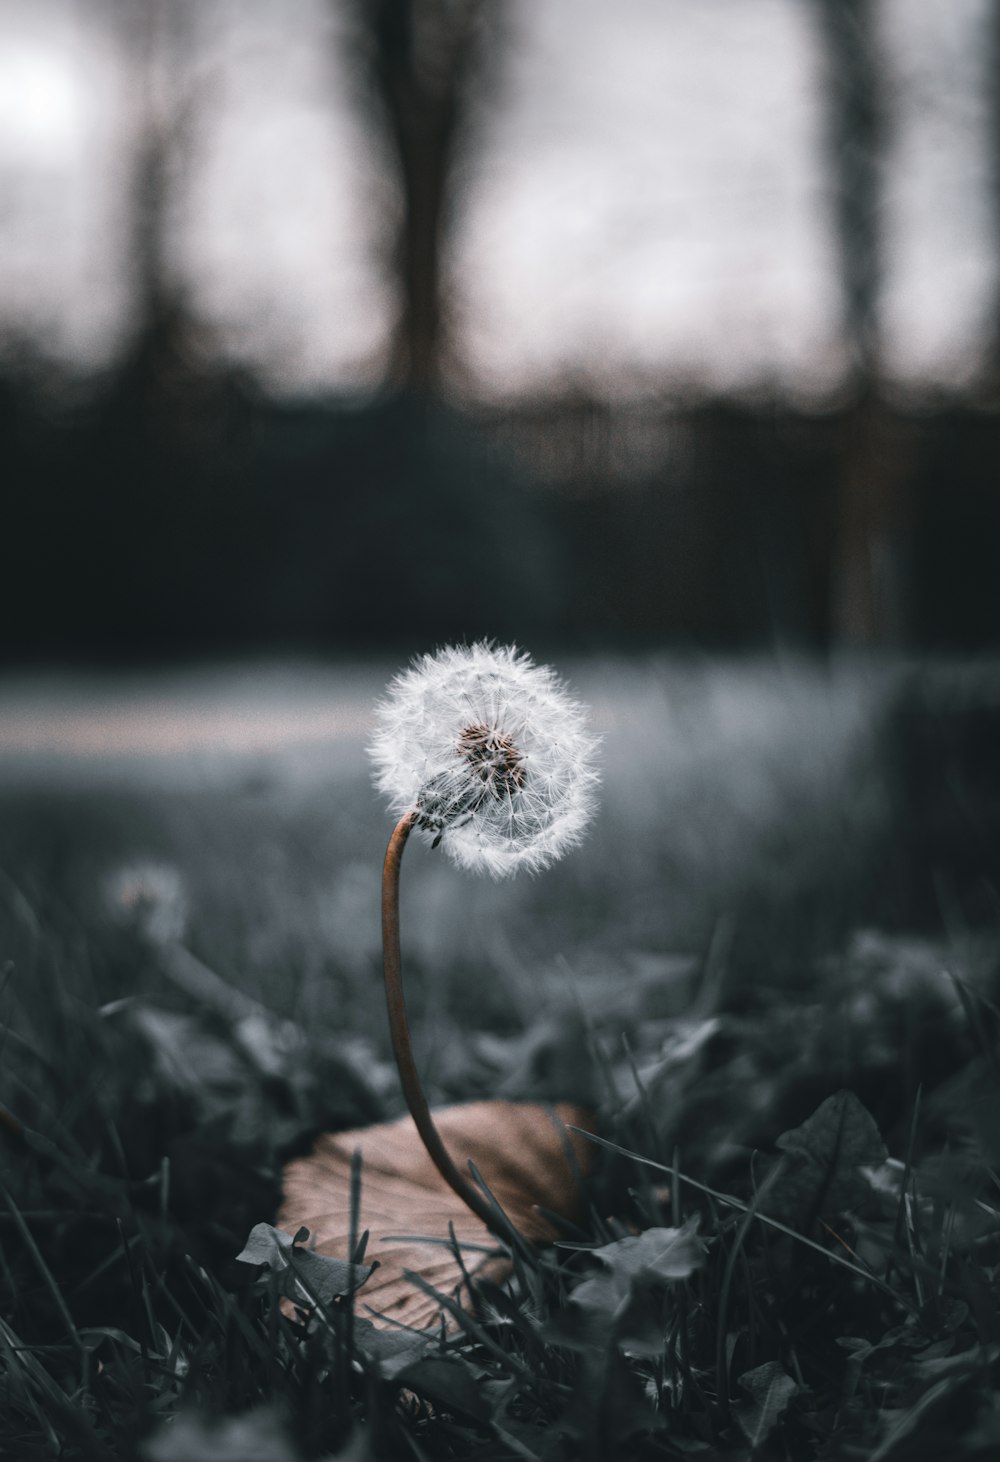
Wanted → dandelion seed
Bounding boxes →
[369,641,600,878]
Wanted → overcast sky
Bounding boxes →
[0,0,994,398]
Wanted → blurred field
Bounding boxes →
[0,654,897,1041]
[3,653,1000,1458]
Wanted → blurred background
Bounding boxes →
[1,0,999,994]
[2,0,1000,662]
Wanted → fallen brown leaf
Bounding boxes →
[279,1099,595,1331]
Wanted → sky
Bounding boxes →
[0,0,994,399]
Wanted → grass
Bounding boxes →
[1,653,999,1460]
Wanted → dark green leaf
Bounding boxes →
[235,1221,373,1307]
[768,1090,886,1225]
[393,1357,493,1423]
[568,1218,704,1327]
[351,1317,430,1380]
[735,1362,798,1450]
[560,1218,704,1352]
[235,1222,299,1268]
[588,1217,706,1284]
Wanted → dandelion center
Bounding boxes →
[457,723,526,799]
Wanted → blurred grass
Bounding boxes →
[1,652,999,1459]
[5,651,998,1160]
[0,654,894,1016]
[1,652,988,1134]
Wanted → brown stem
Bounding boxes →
[381,812,502,1234]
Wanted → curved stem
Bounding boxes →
[381,812,501,1234]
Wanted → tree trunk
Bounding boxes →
[813,0,910,646]
[354,0,483,393]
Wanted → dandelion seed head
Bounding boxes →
[369,642,600,877]
[103,860,188,944]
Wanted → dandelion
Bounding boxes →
[369,641,600,878]
[103,860,188,945]
[369,643,600,1235]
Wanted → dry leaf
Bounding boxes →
[279,1100,595,1331]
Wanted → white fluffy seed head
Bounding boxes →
[369,642,600,877]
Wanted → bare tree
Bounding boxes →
[349,0,489,394]
[102,0,215,434]
[988,0,1000,387]
[812,0,911,646]
[814,0,882,383]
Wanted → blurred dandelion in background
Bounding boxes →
[104,858,187,945]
